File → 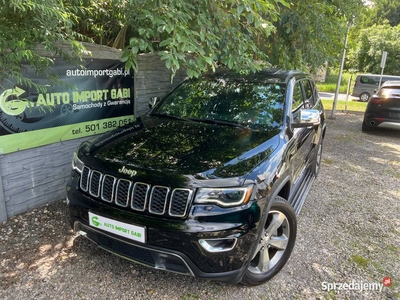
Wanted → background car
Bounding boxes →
[362,80,400,131]
[352,74,400,102]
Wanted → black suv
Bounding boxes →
[66,69,326,285]
[362,80,400,132]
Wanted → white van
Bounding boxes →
[352,74,400,101]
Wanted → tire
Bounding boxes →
[359,92,370,102]
[362,119,373,132]
[311,139,323,177]
[241,197,297,286]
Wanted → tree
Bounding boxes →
[262,0,363,71]
[119,0,289,78]
[354,23,400,75]
[67,0,126,47]
[1,0,368,86]
[0,0,86,90]
[365,0,400,27]
[119,0,364,76]
[346,0,400,72]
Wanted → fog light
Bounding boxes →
[199,238,237,252]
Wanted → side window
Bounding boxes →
[360,76,379,85]
[292,81,304,122]
[303,80,316,108]
[292,82,304,111]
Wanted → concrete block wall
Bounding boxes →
[136,53,187,116]
[0,138,87,221]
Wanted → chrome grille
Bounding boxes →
[80,166,192,218]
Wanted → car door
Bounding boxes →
[290,79,317,182]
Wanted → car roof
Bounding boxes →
[358,74,400,79]
[199,68,309,84]
[381,80,400,88]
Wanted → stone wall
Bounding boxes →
[0,48,187,222]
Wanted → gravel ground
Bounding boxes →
[1,112,399,300]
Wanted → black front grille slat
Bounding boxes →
[149,186,169,215]
[80,166,90,191]
[169,189,193,217]
[115,179,132,207]
[89,170,102,197]
[101,175,116,203]
[131,182,150,211]
[79,166,191,218]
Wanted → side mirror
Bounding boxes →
[149,97,160,109]
[292,109,321,128]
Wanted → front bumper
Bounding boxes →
[67,176,263,283]
[72,221,243,282]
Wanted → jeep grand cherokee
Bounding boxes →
[66,69,326,285]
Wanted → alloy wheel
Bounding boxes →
[248,210,290,274]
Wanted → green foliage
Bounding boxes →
[354,23,400,75]
[347,1,400,73]
[364,0,400,27]
[265,0,363,71]
[0,0,86,90]
[121,0,289,78]
[0,0,371,87]
[67,0,126,47]
[120,0,365,77]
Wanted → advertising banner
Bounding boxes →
[0,58,135,154]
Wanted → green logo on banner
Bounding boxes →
[92,216,100,227]
[0,87,28,116]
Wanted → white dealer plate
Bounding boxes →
[88,212,146,243]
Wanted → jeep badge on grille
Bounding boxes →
[118,166,137,177]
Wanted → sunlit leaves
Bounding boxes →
[0,0,86,90]
[263,0,363,71]
[0,0,370,87]
[354,23,400,75]
[121,0,286,78]
[364,0,400,27]
[117,0,364,77]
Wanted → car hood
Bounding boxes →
[83,116,281,179]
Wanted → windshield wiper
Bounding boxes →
[150,114,249,129]
[189,118,249,129]
[150,113,193,122]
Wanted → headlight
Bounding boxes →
[72,152,84,173]
[194,185,253,207]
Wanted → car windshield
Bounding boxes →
[152,77,285,130]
